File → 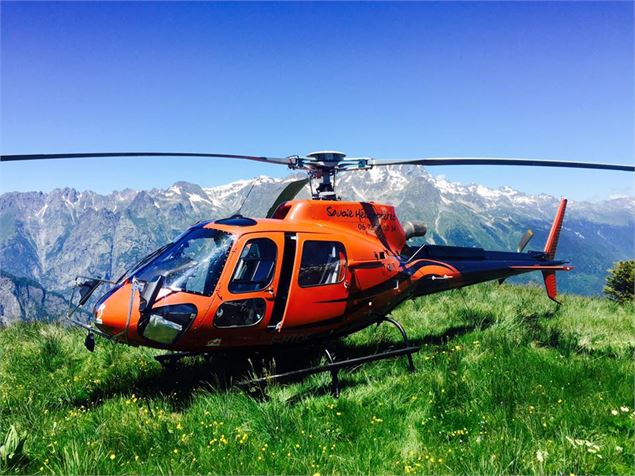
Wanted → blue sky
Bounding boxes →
[1,1,633,201]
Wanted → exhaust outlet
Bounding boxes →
[403,221,427,240]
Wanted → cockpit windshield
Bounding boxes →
[132,227,233,296]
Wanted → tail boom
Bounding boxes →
[407,250,572,298]
[404,198,572,302]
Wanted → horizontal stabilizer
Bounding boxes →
[507,264,573,302]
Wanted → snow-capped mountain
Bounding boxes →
[1,166,633,323]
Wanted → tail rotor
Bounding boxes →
[517,229,534,252]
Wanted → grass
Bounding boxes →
[0,283,633,475]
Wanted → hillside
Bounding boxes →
[0,271,68,326]
[1,166,633,324]
[1,283,633,474]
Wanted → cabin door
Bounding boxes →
[211,232,284,336]
[278,235,350,331]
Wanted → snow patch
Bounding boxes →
[350,185,365,200]
[433,176,466,195]
[368,167,386,183]
[187,193,210,204]
[35,203,49,219]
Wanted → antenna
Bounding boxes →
[236,178,258,215]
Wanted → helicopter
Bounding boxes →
[1,150,633,395]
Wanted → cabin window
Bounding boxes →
[214,298,266,328]
[229,238,277,293]
[298,241,347,287]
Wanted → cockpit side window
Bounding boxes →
[229,238,277,293]
[134,228,233,296]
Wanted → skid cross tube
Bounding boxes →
[241,345,420,396]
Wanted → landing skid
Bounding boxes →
[153,317,420,396]
[241,317,420,397]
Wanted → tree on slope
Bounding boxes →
[604,260,634,304]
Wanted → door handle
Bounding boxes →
[265,288,275,300]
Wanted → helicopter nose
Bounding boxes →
[95,302,125,336]
[93,288,133,339]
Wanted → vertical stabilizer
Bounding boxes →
[544,198,567,260]
[542,198,568,302]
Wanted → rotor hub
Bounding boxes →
[306,151,347,164]
[288,151,372,200]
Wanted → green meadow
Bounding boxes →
[1,283,633,475]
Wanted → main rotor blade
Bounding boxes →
[371,157,634,172]
[0,152,292,166]
[266,178,309,218]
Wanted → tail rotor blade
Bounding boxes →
[500,228,535,285]
[517,229,534,252]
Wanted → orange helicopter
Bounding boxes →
[1,150,633,394]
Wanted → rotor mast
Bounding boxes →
[307,151,343,200]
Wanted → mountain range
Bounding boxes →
[1,165,633,324]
